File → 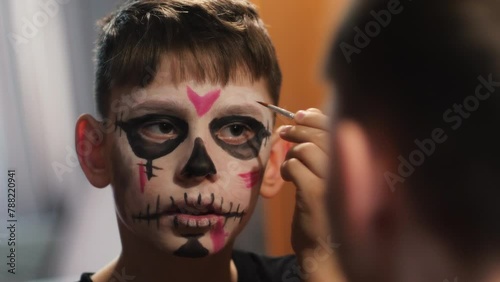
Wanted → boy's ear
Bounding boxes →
[260,133,290,198]
[75,114,110,188]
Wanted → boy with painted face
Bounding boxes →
[75,0,335,281]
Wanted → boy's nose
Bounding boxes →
[180,137,217,178]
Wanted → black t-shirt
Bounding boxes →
[78,250,297,282]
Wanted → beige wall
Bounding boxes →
[253,0,349,256]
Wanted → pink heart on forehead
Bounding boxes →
[187,86,221,117]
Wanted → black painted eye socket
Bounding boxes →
[140,120,179,143]
[216,123,255,145]
[116,114,189,160]
[209,115,270,160]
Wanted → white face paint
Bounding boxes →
[108,73,274,257]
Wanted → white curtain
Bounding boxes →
[0,1,121,281]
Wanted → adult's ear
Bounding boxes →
[260,133,290,198]
[335,120,393,237]
[75,114,110,188]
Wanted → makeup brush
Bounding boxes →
[256,101,295,119]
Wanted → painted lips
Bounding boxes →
[131,194,246,229]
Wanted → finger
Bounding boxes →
[285,142,328,179]
[306,108,322,113]
[279,125,329,153]
[280,158,324,198]
[294,110,330,130]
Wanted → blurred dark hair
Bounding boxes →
[328,0,500,255]
[95,0,281,118]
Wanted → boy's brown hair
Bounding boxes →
[95,0,281,118]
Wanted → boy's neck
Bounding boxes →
[115,248,237,282]
[91,224,238,282]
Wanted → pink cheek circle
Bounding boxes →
[223,161,260,200]
[238,170,261,189]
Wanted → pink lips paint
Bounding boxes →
[187,86,221,117]
[210,220,228,253]
[238,170,262,189]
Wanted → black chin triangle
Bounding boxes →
[181,137,217,177]
[174,235,209,258]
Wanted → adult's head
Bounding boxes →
[326,1,500,281]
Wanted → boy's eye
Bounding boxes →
[209,115,269,160]
[217,123,255,145]
[140,121,179,142]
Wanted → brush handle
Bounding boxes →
[267,104,295,119]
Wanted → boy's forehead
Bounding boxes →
[138,55,272,106]
[108,54,274,115]
[112,80,271,118]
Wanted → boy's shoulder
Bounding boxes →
[77,272,93,282]
[232,249,297,282]
[77,250,297,282]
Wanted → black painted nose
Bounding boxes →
[181,137,217,178]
